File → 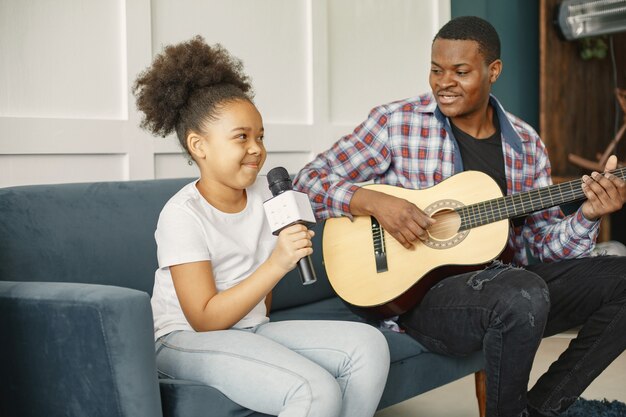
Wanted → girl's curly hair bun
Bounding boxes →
[133,36,254,146]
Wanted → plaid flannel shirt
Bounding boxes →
[293,93,599,266]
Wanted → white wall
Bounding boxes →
[0,0,450,187]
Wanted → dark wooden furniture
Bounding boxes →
[476,370,487,417]
[539,0,626,178]
[568,88,626,171]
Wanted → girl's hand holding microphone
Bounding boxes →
[267,224,315,275]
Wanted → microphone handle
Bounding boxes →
[297,256,317,285]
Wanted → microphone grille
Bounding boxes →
[267,167,292,196]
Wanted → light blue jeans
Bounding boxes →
[155,320,390,417]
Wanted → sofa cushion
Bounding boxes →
[0,179,189,294]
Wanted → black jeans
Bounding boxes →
[399,255,626,417]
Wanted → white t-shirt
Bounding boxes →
[151,177,276,340]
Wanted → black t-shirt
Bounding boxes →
[450,112,507,196]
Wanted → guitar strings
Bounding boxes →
[371,166,626,250]
[379,183,605,249]
[460,166,625,227]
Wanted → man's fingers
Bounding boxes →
[584,173,609,199]
[581,169,626,219]
[604,155,618,172]
[392,231,411,249]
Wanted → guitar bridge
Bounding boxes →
[371,217,388,273]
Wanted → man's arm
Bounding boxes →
[293,104,436,249]
[520,143,624,263]
[293,105,393,220]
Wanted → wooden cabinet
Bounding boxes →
[552,176,612,242]
[539,0,626,178]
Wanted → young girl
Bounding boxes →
[133,36,389,417]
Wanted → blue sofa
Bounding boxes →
[0,178,485,417]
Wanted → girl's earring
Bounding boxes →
[187,158,194,166]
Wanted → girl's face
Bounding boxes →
[196,99,266,190]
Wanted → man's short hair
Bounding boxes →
[434,16,501,64]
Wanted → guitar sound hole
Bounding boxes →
[428,209,461,240]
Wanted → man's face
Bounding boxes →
[429,38,501,120]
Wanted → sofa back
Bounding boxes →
[0,179,335,311]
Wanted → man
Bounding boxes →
[294,16,626,417]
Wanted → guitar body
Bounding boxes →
[322,171,510,318]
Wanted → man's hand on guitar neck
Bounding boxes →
[350,187,435,249]
[581,155,626,221]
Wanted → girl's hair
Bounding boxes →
[133,36,254,153]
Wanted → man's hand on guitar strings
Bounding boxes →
[581,155,626,221]
[367,190,436,249]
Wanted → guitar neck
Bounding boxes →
[457,166,626,230]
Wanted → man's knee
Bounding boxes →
[493,269,550,331]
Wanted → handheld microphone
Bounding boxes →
[263,167,317,285]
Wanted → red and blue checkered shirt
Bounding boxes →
[293,93,599,266]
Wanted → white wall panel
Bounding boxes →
[154,153,199,179]
[0,154,127,187]
[151,0,312,124]
[263,152,313,175]
[329,0,449,124]
[0,0,127,120]
[328,0,450,124]
[0,0,450,187]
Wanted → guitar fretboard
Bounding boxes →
[457,167,626,230]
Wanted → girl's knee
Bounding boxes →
[346,323,390,366]
[305,375,342,417]
[356,323,390,353]
[352,325,390,389]
[281,368,341,417]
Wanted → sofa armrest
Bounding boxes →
[0,281,162,417]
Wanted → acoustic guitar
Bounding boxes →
[322,168,626,319]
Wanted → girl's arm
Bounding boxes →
[265,292,273,316]
[170,224,313,331]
